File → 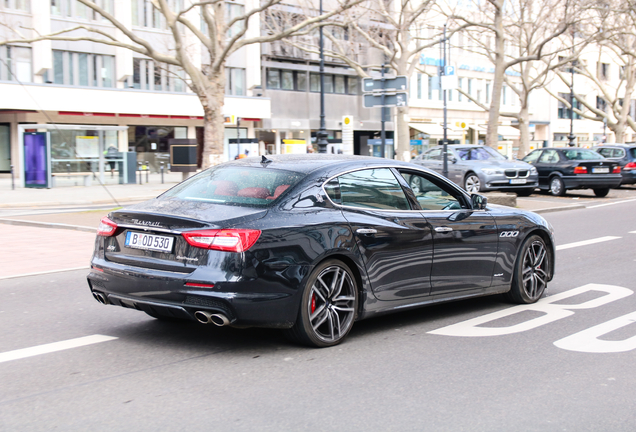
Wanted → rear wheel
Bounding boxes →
[464,173,481,194]
[504,235,550,304]
[593,188,609,197]
[549,176,566,196]
[515,188,534,197]
[284,259,358,347]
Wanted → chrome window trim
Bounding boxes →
[321,165,471,213]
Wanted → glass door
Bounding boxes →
[0,124,9,172]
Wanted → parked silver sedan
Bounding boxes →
[412,145,539,195]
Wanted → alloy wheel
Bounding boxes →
[307,265,356,344]
[521,240,549,301]
[465,175,481,194]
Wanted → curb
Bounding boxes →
[0,196,156,210]
[532,204,586,214]
[0,218,96,233]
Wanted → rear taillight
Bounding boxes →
[182,229,261,252]
[574,166,587,174]
[624,162,636,170]
[613,165,621,173]
[97,217,118,236]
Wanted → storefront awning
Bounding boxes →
[498,125,521,138]
[409,123,463,139]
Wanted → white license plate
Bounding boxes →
[509,178,527,184]
[592,167,609,173]
[125,231,174,253]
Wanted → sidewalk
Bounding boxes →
[0,172,185,209]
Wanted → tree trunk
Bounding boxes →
[517,103,530,159]
[486,0,505,149]
[198,71,226,169]
[396,106,411,161]
[613,60,635,143]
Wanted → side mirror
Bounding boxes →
[471,193,488,210]
[451,157,458,164]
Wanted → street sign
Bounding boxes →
[363,76,408,92]
[363,92,409,108]
[445,65,455,76]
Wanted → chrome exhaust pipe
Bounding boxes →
[209,314,230,327]
[194,311,213,324]
[93,292,108,305]
[194,311,230,326]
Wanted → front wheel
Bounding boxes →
[464,174,481,194]
[593,188,609,197]
[505,235,550,304]
[284,259,358,347]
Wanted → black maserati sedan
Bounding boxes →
[88,155,555,347]
[522,147,621,196]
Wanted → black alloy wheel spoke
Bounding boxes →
[309,266,356,343]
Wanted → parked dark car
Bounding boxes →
[522,147,621,197]
[593,144,636,185]
[412,144,538,196]
[87,155,555,347]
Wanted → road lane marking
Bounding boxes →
[556,236,621,251]
[0,335,118,364]
[630,231,636,234]
[587,198,636,209]
[0,266,89,281]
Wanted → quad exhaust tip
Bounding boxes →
[194,311,230,326]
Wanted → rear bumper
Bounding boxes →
[562,174,622,189]
[87,259,306,328]
[620,170,636,184]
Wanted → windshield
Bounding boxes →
[562,149,603,160]
[162,166,304,207]
[455,146,506,161]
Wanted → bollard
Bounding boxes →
[138,162,142,184]
[10,164,15,190]
[160,162,164,184]
[67,163,71,179]
[145,161,149,183]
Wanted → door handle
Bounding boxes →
[356,228,377,235]
[434,226,453,233]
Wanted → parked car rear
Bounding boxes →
[593,144,636,185]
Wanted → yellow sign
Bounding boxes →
[455,121,467,129]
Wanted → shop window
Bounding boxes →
[4,0,29,11]
[310,73,320,92]
[297,72,307,91]
[281,70,294,90]
[266,69,281,89]
[334,75,345,94]
[324,74,333,93]
[347,76,357,95]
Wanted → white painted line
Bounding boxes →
[587,198,636,209]
[556,236,621,251]
[0,335,118,364]
[0,266,89,281]
[630,231,636,234]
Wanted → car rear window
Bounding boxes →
[162,166,304,207]
[563,149,602,160]
[630,148,636,159]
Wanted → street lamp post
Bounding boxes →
[568,33,576,147]
[316,0,328,153]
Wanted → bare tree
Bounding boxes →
[450,0,579,150]
[0,0,363,167]
[281,0,468,160]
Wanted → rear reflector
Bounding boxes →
[185,282,215,288]
[574,166,587,174]
[182,229,261,252]
[97,217,118,236]
[613,166,621,173]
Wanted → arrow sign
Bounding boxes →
[363,92,409,108]
[362,76,408,92]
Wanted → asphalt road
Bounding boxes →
[1,200,636,431]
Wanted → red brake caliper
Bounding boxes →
[311,292,316,314]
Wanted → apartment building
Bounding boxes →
[0,0,269,184]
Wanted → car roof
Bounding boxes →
[215,154,417,176]
[594,143,636,148]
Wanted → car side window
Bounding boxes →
[539,150,559,163]
[427,149,442,160]
[597,148,611,158]
[523,150,541,164]
[398,170,466,211]
[614,148,626,158]
[329,168,411,211]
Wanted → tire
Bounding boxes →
[464,173,481,194]
[593,188,609,197]
[515,188,534,197]
[549,176,566,196]
[504,235,550,304]
[284,259,358,348]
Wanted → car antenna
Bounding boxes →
[261,155,273,166]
